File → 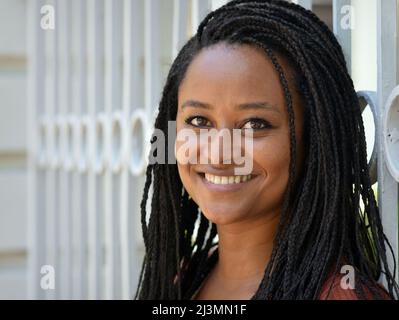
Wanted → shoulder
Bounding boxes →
[319,273,392,300]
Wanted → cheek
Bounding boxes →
[176,154,195,203]
[177,162,190,189]
[175,117,192,163]
[251,139,290,213]
[175,123,199,199]
[175,136,198,165]
[253,134,291,187]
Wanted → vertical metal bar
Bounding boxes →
[119,157,131,299]
[210,0,229,11]
[173,0,189,60]
[58,0,72,299]
[123,0,141,112]
[27,0,46,300]
[145,0,161,113]
[333,0,352,75]
[291,0,312,11]
[43,0,59,299]
[104,0,122,299]
[191,0,211,35]
[72,0,87,299]
[377,0,399,285]
[121,0,141,299]
[87,0,104,300]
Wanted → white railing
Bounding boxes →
[376,0,398,285]
[27,0,398,299]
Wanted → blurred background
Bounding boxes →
[0,0,398,299]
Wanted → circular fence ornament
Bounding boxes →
[357,91,379,185]
[129,109,150,176]
[38,116,50,169]
[383,85,399,182]
[77,115,92,174]
[91,113,110,175]
[110,111,128,174]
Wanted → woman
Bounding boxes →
[135,0,399,299]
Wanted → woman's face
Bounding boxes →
[176,43,304,225]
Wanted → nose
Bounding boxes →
[199,128,234,166]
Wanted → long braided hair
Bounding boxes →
[135,0,399,299]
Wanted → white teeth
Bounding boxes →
[204,173,252,185]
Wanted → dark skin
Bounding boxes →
[175,43,305,299]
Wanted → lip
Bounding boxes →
[197,172,257,192]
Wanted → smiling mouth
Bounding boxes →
[198,172,255,185]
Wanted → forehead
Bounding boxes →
[178,43,296,114]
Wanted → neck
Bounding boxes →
[215,212,280,282]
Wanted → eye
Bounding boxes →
[242,118,272,130]
[185,116,212,127]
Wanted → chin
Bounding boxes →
[200,204,247,225]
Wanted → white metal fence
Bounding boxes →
[27,0,398,299]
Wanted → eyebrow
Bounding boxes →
[180,99,281,114]
[237,102,280,113]
[181,100,212,110]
